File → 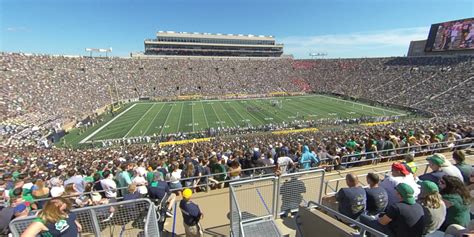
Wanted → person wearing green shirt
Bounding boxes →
[439,175,471,231]
[117,163,133,196]
[452,150,472,185]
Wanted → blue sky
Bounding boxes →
[1,0,472,58]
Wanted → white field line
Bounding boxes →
[219,102,238,127]
[176,103,184,133]
[201,102,210,128]
[143,104,165,136]
[79,104,137,144]
[159,104,175,135]
[317,94,406,116]
[123,104,156,138]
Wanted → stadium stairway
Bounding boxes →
[162,151,473,236]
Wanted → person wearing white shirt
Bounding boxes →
[100,170,117,199]
[380,162,420,206]
[276,150,294,175]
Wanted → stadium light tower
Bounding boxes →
[85,47,113,57]
[309,52,328,59]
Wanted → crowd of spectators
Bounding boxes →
[332,150,473,236]
[1,53,473,147]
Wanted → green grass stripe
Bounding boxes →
[193,101,209,131]
[62,94,407,144]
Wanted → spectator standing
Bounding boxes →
[299,145,319,170]
[180,188,203,237]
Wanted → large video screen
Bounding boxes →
[425,18,474,52]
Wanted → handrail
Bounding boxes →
[306,201,388,237]
[229,185,244,237]
[9,198,156,237]
[17,141,473,207]
[338,141,472,166]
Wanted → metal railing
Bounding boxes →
[13,141,473,209]
[275,169,325,217]
[9,198,159,237]
[304,201,388,237]
[229,185,244,237]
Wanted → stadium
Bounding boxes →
[1,9,474,237]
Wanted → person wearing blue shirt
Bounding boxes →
[180,188,203,237]
[299,145,319,170]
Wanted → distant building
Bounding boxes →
[142,31,284,57]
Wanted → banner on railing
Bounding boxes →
[272,127,318,135]
[159,137,213,146]
[360,121,394,126]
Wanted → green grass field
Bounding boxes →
[66,95,406,145]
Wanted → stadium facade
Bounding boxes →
[141,31,284,57]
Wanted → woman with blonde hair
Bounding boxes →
[417,180,446,234]
[21,197,82,237]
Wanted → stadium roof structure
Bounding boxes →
[143,30,284,57]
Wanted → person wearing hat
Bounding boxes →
[420,153,464,183]
[380,162,420,206]
[361,183,425,237]
[402,153,417,174]
[180,188,203,237]
[417,180,446,234]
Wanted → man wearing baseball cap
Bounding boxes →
[380,162,420,206]
[420,153,464,183]
[361,183,426,237]
[180,188,203,237]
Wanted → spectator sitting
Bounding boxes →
[21,197,82,237]
[420,153,464,183]
[417,180,446,235]
[364,173,388,216]
[336,173,366,220]
[360,183,426,237]
[402,153,417,174]
[452,150,472,185]
[380,162,420,206]
[439,175,471,231]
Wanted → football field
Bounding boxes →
[78,95,405,143]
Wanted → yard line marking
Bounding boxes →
[143,104,165,136]
[218,102,238,127]
[123,104,155,138]
[79,104,137,144]
[201,102,210,128]
[191,103,195,132]
[160,103,174,135]
[317,94,405,116]
[210,103,224,127]
[177,103,184,133]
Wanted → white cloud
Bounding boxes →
[281,27,430,58]
[6,27,30,32]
